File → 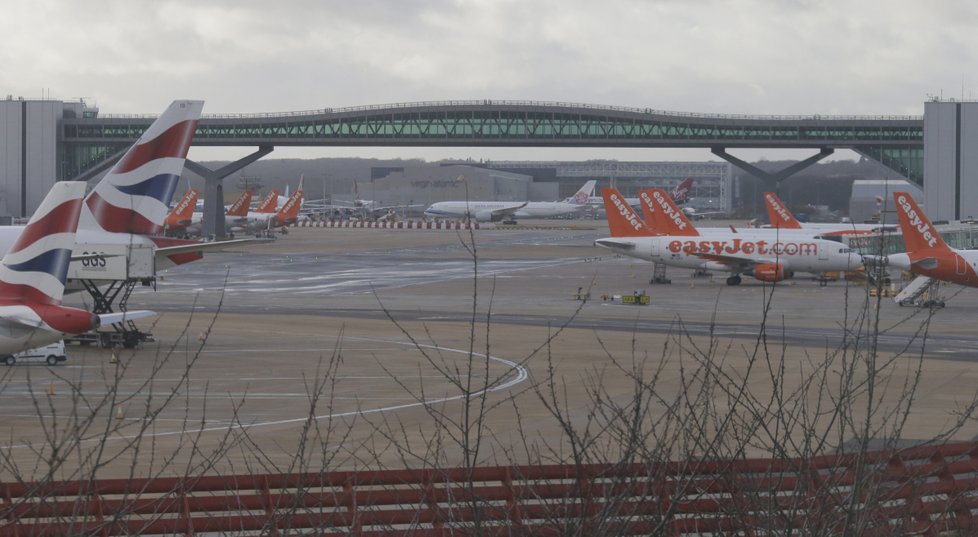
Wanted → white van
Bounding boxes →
[2,341,67,366]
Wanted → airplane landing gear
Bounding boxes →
[726,275,742,286]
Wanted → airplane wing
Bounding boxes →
[911,257,938,270]
[489,202,528,220]
[693,252,777,269]
[367,204,424,216]
[98,310,157,326]
[154,238,274,267]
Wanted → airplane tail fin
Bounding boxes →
[893,192,950,254]
[601,188,654,237]
[639,188,700,236]
[670,177,694,204]
[225,189,253,217]
[764,192,803,229]
[164,188,199,229]
[255,189,280,213]
[0,182,87,304]
[274,180,305,226]
[568,180,596,204]
[81,100,203,235]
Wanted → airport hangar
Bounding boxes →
[0,97,973,228]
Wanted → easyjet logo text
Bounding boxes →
[897,194,938,248]
[650,191,687,230]
[228,195,247,212]
[765,193,792,223]
[668,238,818,256]
[174,192,196,215]
[610,193,642,231]
[281,192,302,214]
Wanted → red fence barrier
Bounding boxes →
[293,220,484,230]
[4,442,978,536]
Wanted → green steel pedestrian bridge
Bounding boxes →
[61,100,924,184]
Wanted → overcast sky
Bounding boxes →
[3,0,976,162]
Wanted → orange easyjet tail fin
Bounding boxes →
[638,189,699,237]
[164,188,198,229]
[273,181,304,226]
[892,192,950,253]
[764,192,803,229]
[601,188,654,237]
[225,189,252,217]
[255,189,280,213]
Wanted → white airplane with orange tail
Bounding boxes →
[881,192,978,287]
[762,192,894,237]
[228,178,305,233]
[164,188,254,235]
[596,187,861,285]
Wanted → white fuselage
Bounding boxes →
[595,233,861,275]
[424,201,586,220]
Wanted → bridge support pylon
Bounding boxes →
[184,145,274,238]
[711,147,834,194]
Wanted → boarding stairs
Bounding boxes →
[650,261,671,284]
[894,275,943,307]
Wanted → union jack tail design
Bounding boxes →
[81,100,204,235]
[0,182,87,305]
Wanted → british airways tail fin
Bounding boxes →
[0,182,87,305]
[225,189,253,217]
[80,100,203,235]
[893,192,950,254]
[638,189,699,237]
[601,188,654,237]
[764,192,803,229]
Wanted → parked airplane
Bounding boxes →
[0,100,260,292]
[762,192,894,236]
[423,181,592,222]
[882,192,978,287]
[596,188,862,285]
[0,182,153,354]
[165,188,254,236]
[228,179,305,232]
[579,177,693,209]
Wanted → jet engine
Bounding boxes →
[473,211,501,223]
[752,263,793,282]
[35,304,100,334]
